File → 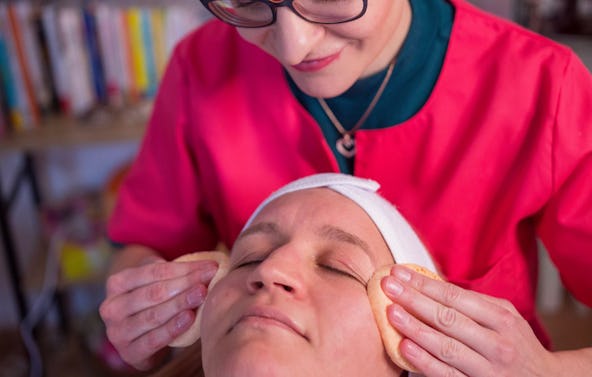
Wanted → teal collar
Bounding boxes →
[287,0,454,173]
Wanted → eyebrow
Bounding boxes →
[316,225,372,255]
[236,222,279,241]
[238,222,373,258]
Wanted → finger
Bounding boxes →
[104,268,211,322]
[399,338,468,377]
[388,303,488,377]
[117,310,197,369]
[106,259,218,296]
[385,268,520,365]
[116,284,207,342]
[389,265,514,331]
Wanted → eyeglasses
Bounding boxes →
[199,0,368,28]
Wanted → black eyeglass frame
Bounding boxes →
[198,0,369,28]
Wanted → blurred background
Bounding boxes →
[0,0,591,376]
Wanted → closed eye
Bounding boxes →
[230,253,264,270]
[319,264,366,286]
[233,259,262,270]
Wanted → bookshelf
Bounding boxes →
[0,104,149,152]
[0,0,208,332]
[0,108,149,344]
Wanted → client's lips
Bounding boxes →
[292,52,340,72]
[232,306,306,339]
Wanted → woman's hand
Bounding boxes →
[99,246,219,371]
[382,265,592,377]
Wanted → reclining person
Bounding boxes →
[154,173,438,377]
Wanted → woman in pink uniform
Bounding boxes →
[99,0,592,375]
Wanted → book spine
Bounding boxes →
[82,5,107,104]
[2,4,27,130]
[0,4,18,132]
[58,6,96,116]
[127,8,149,98]
[120,8,138,101]
[111,6,131,103]
[32,6,60,114]
[150,8,167,81]
[141,7,158,98]
[95,3,123,106]
[16,2,52,115]
[41,4,70,114]
[7,3,40,128]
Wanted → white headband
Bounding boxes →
[243,173,436,272]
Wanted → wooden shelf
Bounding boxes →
[0,103,151,152]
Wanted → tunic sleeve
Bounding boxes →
[107,42,218,260]
[537,52,592,307]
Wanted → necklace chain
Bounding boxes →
[317,59,396,158]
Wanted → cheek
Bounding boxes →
[326,21,376,42]
[317,292,389,373]
[237,28,267,49]
[201,276,241,344]
[321,289,381,344]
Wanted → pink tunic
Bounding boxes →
[109,0,592,346]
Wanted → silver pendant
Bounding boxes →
[336,136,356,158]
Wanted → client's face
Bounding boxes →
[201,188,400,377]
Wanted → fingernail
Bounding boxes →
[394,266,411,282]
[404,340,421,358]
[186,287,206,307]
[195,266,216,285]
[385,277,403,296]
[176,311,193,330]
[391,305,408,325]
[205,270,217,282]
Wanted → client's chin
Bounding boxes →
[202,339,311,377]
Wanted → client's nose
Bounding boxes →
[246,247,304,296]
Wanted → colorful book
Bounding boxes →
[57,6,96,116]
[82,5,107,104]
[141,7,158,98]
[15,2,52,115]
[41,4,70,114]
[0,6,17,132]
[7,2,40,128]
[1,4,27,130]
[32,6,60,114]
[95,3,124,106]
[150,8,167,81]
[120,8,139,101]
[126,8,149,98]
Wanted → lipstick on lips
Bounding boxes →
[292,52,340,72]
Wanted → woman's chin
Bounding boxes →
[286,69,356,99]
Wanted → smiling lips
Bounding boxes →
[292,52,341,72]
[232,306,306,339]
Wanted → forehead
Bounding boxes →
[254,188,364,221]
[243,188,395,265]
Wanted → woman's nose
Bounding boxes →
[246,248,304,297]
[270,8,324,65]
